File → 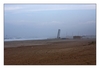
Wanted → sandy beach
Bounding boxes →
[4,39,96,65]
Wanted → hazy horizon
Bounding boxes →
[4,4,96,39]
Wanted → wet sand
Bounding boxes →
[4,39,96,65]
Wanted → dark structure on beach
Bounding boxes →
[73,36,82,39]
[57,29,60,39]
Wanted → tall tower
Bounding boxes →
[57,29,60,39]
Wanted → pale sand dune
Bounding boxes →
[4,39,96,65]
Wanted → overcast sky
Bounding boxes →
[4,4,96,38]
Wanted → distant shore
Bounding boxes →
[4,38,96,65]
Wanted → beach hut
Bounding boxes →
[73,36,82,39]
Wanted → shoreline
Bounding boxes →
[4,38,96,48]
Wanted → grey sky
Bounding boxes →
[4,4,96,39]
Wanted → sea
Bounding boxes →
[4,38,48,42]
[4,35,96,42]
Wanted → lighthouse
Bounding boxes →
[57,29,60,39]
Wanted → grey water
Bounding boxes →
[4,35,96,42]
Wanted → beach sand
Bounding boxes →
[4,39,96,65]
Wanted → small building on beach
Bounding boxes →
[73,36,82,39]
